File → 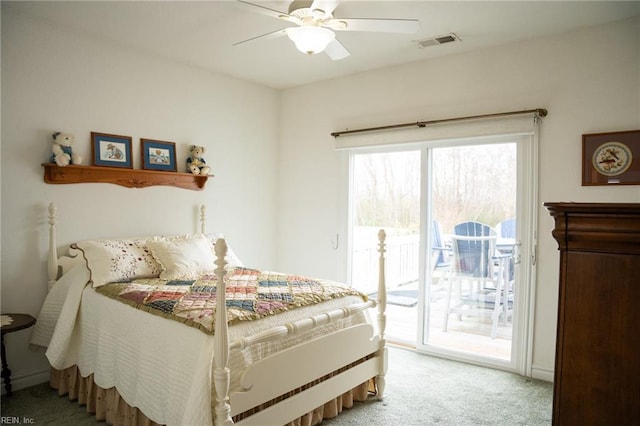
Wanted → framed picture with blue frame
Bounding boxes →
[91,132,133,169]
[141,138,177,172]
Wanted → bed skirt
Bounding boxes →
[50,366,374,425]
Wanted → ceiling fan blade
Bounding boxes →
[233,28,289,46]
[324,38,350,61]
[236,0,300,24]
[330,18,419,34]
[310,0,339,16]
[235,0,284,19]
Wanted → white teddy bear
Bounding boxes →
[186,145,210,175]
[50,132,82,166]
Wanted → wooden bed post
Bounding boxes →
[377,229,387,399]
[200,205,207,234]
[48,203,59,290]
[213,238,233,425]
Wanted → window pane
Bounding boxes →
[351,151,421,292]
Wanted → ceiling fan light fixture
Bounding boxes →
[287,26,335,55]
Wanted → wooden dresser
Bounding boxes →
[545,202,640,425]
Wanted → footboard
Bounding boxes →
[231,323,382,425]
[213,231,388,425]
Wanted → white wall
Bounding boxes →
[278,17,640,380]
[1,8,280,388]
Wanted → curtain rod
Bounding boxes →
[330,108,548,138]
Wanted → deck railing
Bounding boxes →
[353,233,420,294]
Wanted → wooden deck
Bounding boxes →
[382,279,512,360]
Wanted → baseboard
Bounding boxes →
[0,368,50,395]
[531,364,554,382]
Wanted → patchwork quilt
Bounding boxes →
[95,267,367,335]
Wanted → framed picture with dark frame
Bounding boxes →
[91,132,133,169]
[141,139,177,172]
[582,129,640,186]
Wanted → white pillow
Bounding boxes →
[147,234,216,280]
[71,238,162,287]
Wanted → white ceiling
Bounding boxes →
[6,1,640,89]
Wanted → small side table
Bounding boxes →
[1,313,36,397]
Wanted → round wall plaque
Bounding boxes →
[591,141,632,177]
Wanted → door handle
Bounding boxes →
[513,240,522,265]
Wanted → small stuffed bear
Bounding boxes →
[186,145,210,175]
[50,132,82,166]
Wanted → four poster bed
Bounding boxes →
[31,203,388,426]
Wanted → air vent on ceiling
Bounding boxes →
[416,33,461,49]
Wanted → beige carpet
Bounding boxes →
[1,346,552,425]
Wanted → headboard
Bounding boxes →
[46,202,209,290]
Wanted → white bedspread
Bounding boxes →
[32,266,369,426]
[31,262,90,349]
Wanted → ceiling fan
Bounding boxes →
[234,0,420,60]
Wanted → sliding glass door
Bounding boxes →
[347,133,537,374]
[420,139,521,370]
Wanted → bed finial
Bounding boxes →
[377,229,387,317]
[200,205,207,234]
[213,238,233,425]
[47,203,59,290]
[376,229,387,399]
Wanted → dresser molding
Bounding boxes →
[546,202,640,254]
[42,163,209,191]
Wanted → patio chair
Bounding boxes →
[429,221,452,300]
[452,221,495,277]
[431,220,451,270]
[497,218,516,239]
[442,222,510,338]
[496,218,516,281]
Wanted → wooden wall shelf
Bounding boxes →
[42,164,209,191]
